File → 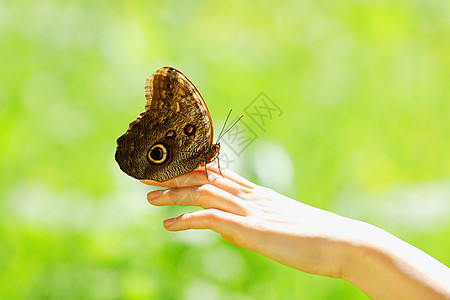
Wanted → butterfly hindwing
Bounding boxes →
[115,67,214,182]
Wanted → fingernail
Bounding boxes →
[147,189,163,201]
[163,218,177,227]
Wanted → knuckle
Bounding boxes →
[197,184,215,197]
[167,187,195,205]
[204,209,222,225]
[182,187,199,206]
[205,209,218,219]
[237,187,252,199]
[166,188,181,204]
[181,212,194,226]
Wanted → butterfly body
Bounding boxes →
[115,67,219,182]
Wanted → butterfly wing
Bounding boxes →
[145,67,214,147]
[115,67,213,182]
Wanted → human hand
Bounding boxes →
[141,166,450,299]
[141,166,358,278]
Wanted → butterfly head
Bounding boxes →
[206,143,221,163]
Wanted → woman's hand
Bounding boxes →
[141,166,450,300]
[141,166,357,278]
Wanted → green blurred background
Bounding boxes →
[1,0,450,299]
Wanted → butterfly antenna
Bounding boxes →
[216,114,243,143]
[215,109,233,144]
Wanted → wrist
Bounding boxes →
[332,218,388,281]
[308,214,381,279]
[334,219,395,299]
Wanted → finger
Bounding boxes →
[140,168,211,187]
[142,167,253,198]
[206,164,257,189]
[163,209,244,238]
[147,184,248,216]
[139,179,166,187]
[140,164,256,189]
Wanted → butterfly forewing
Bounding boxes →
[115,67,216,182]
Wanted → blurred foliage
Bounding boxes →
[1,0,450,299]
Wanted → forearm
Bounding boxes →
[340,221,450,300]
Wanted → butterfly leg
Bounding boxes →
[217,155,224,177]
[204,160,210,182]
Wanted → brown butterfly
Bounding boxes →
[115,67,231,182]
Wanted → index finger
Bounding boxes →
[140,165,256,190]
[140,168,212,187]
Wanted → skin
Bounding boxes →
[141,166,450,300]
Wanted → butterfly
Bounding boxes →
[115,66,237,182]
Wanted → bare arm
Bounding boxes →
[141,167,450,300]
